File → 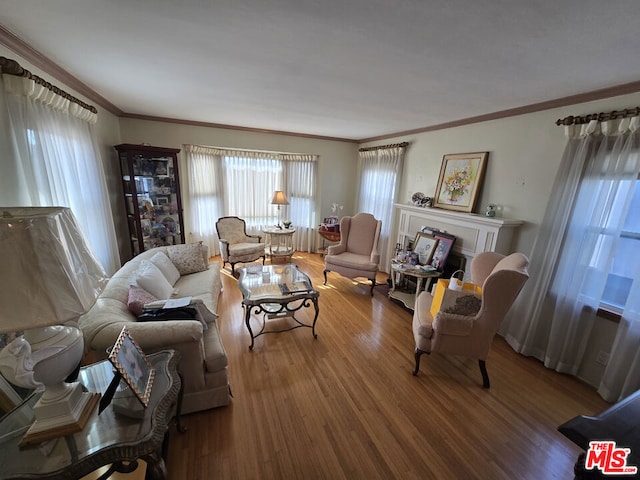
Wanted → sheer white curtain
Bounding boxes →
[0,74,119,274]
[184,145,224,255]
[357,144,406,272]
[597,118,640,401]
[501,118,640,402]
[184,145,318,255]
[284,154,317,252]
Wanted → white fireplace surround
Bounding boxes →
[392,203,523,268]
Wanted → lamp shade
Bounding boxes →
[0,207,107,333]
[271,191,289,205]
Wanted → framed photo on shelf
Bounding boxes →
[434,152,488,213]
[108,326,155,407]
[430,232,457,271]
[140,218,151,237]
[413,232,439,266]
[156,197,169,205]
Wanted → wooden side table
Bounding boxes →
[388,261,440,311]
[317,229,340,257]
[0,350,183,480]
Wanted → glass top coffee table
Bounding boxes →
[238,264,320,350]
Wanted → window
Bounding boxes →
[599,178,640,313]
[185,145,317,253]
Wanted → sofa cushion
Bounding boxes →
[150,251,180,286]
[134,260,174,299]
[168,242,207,275]
[127,286,158,317]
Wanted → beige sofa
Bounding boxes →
[78,246,230,414]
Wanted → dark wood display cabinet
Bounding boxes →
[115,144,185,257]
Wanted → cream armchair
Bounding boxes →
[412,251,529,388]
[215,216,265,275]
[323,213,382,296]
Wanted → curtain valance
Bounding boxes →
[184,144,317,162]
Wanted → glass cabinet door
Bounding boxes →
[116,144,185,258]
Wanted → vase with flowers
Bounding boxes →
[443,167,472,203]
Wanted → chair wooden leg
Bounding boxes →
[323,269,328,285]
[413,348,428,376]
[479,360,490,388]
[369,278,375,296]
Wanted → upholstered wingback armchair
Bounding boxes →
[412,251,529,388]
[323,213,382,296]
[215,216,265,275]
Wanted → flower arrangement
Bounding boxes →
[443,167,472,203]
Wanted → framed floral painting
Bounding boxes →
[434,152,488,212]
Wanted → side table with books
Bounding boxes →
[389,260,441,311]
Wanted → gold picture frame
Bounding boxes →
[108,326,155,407]
[434,152,488,213]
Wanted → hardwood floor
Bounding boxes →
[166,252,609,479]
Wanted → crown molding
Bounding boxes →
[0,24,123,115]
[120,113,358,143]
[3,23,640,145]
[358,80,640,143]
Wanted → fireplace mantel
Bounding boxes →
[393,203,523,266]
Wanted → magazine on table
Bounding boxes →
[279,280,312,295]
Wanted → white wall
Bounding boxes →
[118,117,358,250]
[361,91,640,388]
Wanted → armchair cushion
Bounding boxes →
[433,311,475,336]
[229,242,266,257]
[324,251,377,271]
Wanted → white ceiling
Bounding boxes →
[2,0,640,141]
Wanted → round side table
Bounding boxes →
[262,227,296,260]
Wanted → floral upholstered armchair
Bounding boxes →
[215,216,265,275]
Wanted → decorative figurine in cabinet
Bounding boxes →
[115,144,186,257]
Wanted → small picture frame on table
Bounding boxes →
[108,326,155,407]
[413,232,439,266]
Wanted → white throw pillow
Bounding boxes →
[135,260,174,299]
[150,251,181,286]
[167,242,208,275]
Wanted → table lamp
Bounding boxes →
[271,190,289,228]
[0,207,107,443]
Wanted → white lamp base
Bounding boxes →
[0,325,101,446]
[21,387,100,446]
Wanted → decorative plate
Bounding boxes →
[411,192,425,205]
